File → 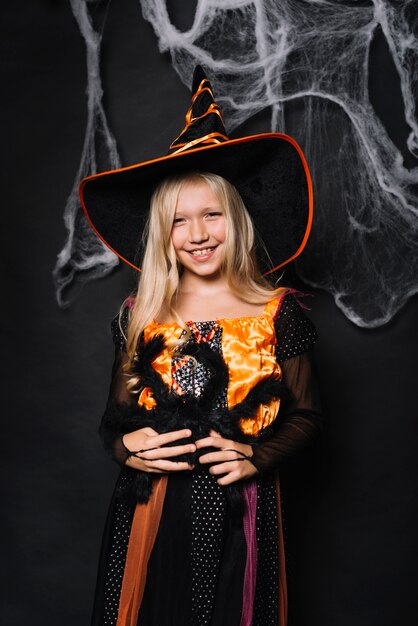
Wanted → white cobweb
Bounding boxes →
[53,0,120,306]
[140,0,418,327]
[55,0,418,327]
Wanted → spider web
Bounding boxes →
[56,0,418,327]
[53,0,120,307]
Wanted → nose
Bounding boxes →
[189,218,209,243]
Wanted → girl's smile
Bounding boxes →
[188,246,217,257]
[171,179,226,278]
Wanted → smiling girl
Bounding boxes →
[82,67,322,626]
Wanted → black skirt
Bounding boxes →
[91,469,280,626]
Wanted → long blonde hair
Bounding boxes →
[124,171,283,375]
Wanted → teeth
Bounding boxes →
[190,248,214,256]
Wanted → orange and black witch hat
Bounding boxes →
[80,66,313,273]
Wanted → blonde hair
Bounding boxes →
[124,171,284,386]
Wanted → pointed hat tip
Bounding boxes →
[192,65,208,92]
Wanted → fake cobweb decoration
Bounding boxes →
[53,0,120,306]
[140,0,418,327]
[56,0,418,327]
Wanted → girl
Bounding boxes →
[81,67,322,626]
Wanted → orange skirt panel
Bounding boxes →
[116,476,168,626]
[275,474,288,626]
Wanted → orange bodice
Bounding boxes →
[139,292,287,436]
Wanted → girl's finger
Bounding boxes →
[213,461,259,484]
[199,450,238,464]
[150,429,192,447]
[126,457,164,473]
[209,461,239,476]
[148,459,194,472]
[216,471,240,486]
[144,443,196,460]
[195,435,229,449]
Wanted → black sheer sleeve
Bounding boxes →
[251,294,324,472]
[99,306,139,465]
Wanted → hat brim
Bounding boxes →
[80,133,313,274]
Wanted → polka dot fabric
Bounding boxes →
[274,294,318,362]
[191,472,227,626]
[99,472,136,626]
[253,477,280,625]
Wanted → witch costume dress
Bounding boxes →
[90,288,322,626]
[80,66,322,626]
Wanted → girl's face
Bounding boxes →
[171,179,226,280]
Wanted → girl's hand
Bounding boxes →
[122,428,196,473]
[196,429,259,485]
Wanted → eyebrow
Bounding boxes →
[174,206,222,215]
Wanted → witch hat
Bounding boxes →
[80,66,313,273]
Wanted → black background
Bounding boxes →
[2,1,418,625]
